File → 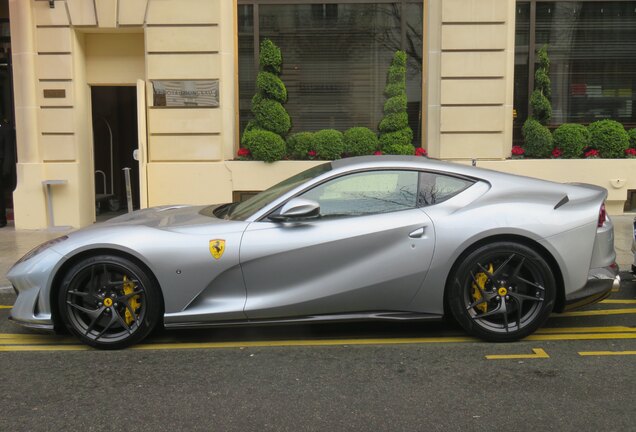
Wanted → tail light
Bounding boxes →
[598,202,607,228]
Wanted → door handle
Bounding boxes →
[409,227,426,238]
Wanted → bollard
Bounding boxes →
[122,167,133,213]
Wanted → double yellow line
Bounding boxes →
[0,325,635,352]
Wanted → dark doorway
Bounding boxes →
[91,86,139,216]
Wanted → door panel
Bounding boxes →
[241,208,435,319]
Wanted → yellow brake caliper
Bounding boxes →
[471,263,493,314]
[123,275,142,326]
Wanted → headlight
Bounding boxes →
[15,236,68,265]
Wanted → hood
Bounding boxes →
[96,204,227,229]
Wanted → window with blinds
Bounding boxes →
[238,2,423,144]
[515,0,636,137]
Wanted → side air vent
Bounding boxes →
[554,195,569,209]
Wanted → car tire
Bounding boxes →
[58,254,161,349]
[448,242,556,342]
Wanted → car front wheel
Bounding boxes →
[448,242,556,342]
[58,255,161,349]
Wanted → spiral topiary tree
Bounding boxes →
[379,51,414,155]
[240,39,290,162]
[522,45,552,158]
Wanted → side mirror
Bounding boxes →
[269,198,320,222]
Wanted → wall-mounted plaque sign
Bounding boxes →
[152,80,219,107]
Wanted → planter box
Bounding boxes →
[225,160,326,192]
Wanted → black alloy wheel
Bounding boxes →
[58,255,161,349]
[448,242,556,342]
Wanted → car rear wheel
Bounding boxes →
[58,255,161,349]
[448,242,556,342]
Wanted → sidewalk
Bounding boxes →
[1,215,634,288]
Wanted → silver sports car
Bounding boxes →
[8,156,619,349]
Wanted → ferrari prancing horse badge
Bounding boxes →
[209,239,226,260]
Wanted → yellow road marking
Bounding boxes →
[0,306,12,309]
[2,332,636,352]
[485,348,549,360]
[536,326,636,334]
[600,299,636,305]
[554,308,636,317]
[578,351,636,357]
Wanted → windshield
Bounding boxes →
[213,162,332,221]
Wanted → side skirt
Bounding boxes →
[163,311,443,330]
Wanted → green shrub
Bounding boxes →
[379,112,409,133]
[522,119,553,158]
[383,143,414,156]
[256,72,287,103]
[380,51,414,154]
[552,123,590,158]
[259,39,282,74]
[529,90,552,124]
[312,129,345,160]
[241,129,286,163]
[588,120,629,158]
[343,127,378,156]
[534,69,551,99]
[383,95,407,115]
[379,129,413,148]
[286,132,314,159]
[252,97,291,136]
[242,39,290,159]
[385,82,406,98]
[628,128,636,149]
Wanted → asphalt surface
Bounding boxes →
[1,273,635,431]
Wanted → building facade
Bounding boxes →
[8,0,636,229]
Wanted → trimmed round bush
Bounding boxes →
[383,143,414,156]
[259,39,282,74]
[256,72,287,103]
[522,119,553,158]
[383,95,407,115]
[379,112,409,133]
[286,132,314,159]
[343,127,378,156]
[628,128,636,149]
[552,123,590,158]
[252,97,291,136]
[379,129,413,148]
[588,120,630,158]
[385,82,406,98]
[534,69,551,99]
[392,50,407,68]
[529,90,552,124]
[312,129,345,160]
[388,66,406,85]
[241,129,286,163]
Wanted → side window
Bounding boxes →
[301,170,419,218]
[418,172,474,207]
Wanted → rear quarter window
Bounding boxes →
[418,172,474,207]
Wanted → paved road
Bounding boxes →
[0,273,635,431]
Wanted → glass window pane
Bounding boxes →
[535,1,636,125]
[238,3,423,145]
[301,170,418,217]
[418,173,473,207]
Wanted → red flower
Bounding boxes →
[511,145,525,156]
[551,147,563,158]
[415,147,427,157]
[625,148,636,157]
[374,151,383,155]
[307,150,317,157]
[237,147,251,157]
[584,149,599,158]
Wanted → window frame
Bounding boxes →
[259,168,476,221]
